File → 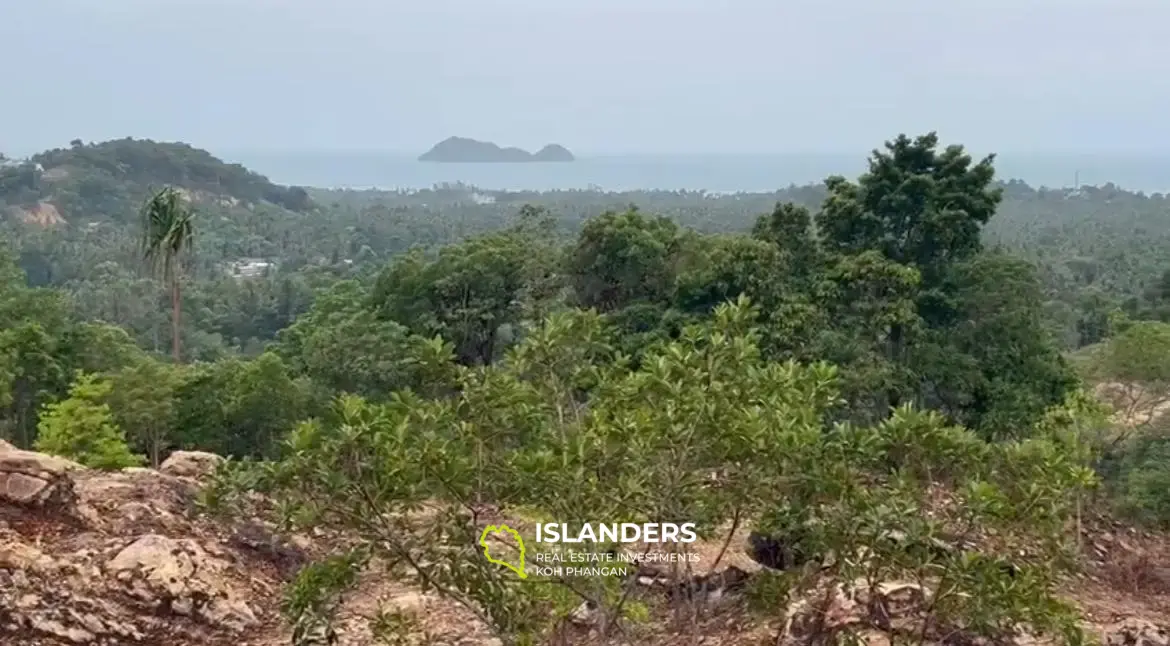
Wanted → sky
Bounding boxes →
[2,0,1168,156]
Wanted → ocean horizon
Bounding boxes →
[227,151,1170,194]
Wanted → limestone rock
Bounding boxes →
[0,446,280,645]
[159,450,225,480]
[0,540,56,572]
[0,443,82,506]
[106,533,257,631]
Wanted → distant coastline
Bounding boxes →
[225,151,1170,194]
[419,137,575,163]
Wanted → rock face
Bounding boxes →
[418,137,575,163]
[0,445,290,646]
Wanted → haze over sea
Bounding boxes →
[229,151,1170,194]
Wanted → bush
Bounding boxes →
[34,372,143,469]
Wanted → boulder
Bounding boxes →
[159,451,224,480]
[0,443,83,506]
[106,533,257,631]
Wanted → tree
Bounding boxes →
[0,247,145,448]
[58,322,146,374]
[1088,320,1170,432]
[0,322,66,447]
[371,226,556,366]
[804,133,1077,433]
[34,373,143,469]
[750,201,819,281]
[276,280,456,399]
[816,132,1001,287]
[568,209,682,313]
[172,352,315,459]
[221,352,317,458]
[1075,288,1117,348]
[673,234,787,315]
[917,253,1078,439]
[140,187,195,362]
[813,133,1001,411]
[104,357,180,467]
[815,250,922,423]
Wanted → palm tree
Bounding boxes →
[140,187,194,362]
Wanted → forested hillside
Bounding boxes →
[5,138,1170,361]
[2,138,313,219]
[3,133,1170,644]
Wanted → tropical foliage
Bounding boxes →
[1,132,1167,643]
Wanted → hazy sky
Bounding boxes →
[2,0,1168,155]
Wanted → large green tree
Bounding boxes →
[799,133,1073,434]
[371,224,558,365]
[568,209,683,313]
[813,134,999,410]
[276,280,455,399]
[816,132,1001,285]
[917,253,1078,438]
[172,352,314,458]
[0,247,140,446]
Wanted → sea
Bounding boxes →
[227,151,1170,194]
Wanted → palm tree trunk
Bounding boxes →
[150,427,162,468]
[170,276,182,363]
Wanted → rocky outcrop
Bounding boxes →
[10,202,67,229]
[0,440,82,506]
[0,445,290,646]
[107,533,257,630]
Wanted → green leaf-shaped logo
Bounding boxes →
[479,524,527,579]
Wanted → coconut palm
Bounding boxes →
[140,187,194,362]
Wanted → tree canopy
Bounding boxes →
[2,132,1167,644]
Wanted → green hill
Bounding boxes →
[0,138,313,224]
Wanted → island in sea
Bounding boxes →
[418,137,575,163]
